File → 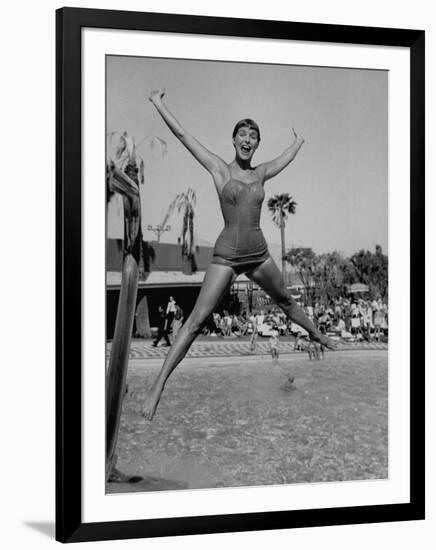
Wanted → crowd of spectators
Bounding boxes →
[304,297,388,342]
[204,296,388,342]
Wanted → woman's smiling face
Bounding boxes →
[233,126,260,161]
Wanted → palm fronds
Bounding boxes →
[107,131,167,186]
[160,195,180,230]
[175,189,197,258]
[267,193,298,277]
[267,193,297,227]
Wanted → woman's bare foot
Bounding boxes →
[312,333,338,350]
[141,386,162,421]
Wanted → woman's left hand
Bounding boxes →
[292,127,305,144]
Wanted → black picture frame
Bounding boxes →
[56,7,425,543]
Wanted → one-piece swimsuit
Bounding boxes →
[212,178,270,274]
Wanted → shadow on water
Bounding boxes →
[24,522,54,538]
[106,475,189,494]
[279,376,297,392]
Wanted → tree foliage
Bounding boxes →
[285,245,388,304]
[174,188,197,274]
[176,188,197,258]
[285,247,317,290]
[350,245,388,299]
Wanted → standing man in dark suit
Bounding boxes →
[152,305,171,347]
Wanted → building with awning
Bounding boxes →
[107,269,209,289]
[106,239,251,338]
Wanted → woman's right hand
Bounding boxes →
[148,88,166,104]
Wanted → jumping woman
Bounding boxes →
[142,89,336,420]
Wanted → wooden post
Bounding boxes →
[105,163,142,481]
[106,253,138,479]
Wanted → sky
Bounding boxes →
[106,55,388,257]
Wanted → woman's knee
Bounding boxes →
[276,292,296,311]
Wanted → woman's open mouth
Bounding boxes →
[241,145,251,154]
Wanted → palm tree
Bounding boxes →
[267,193,297,280]
[105,130,167,480]
[106,130,166,337]
[176,188,197,274]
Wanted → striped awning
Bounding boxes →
[106,270,250,289]
[348,283,370,293]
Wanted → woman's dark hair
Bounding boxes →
[232,119,261,142]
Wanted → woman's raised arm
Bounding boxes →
[149,89,227,180]
[257,128,305,182]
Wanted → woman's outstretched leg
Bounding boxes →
[248,258,337,350]
[141,264,235,420]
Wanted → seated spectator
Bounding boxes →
[222,311,232,337]
[374,309,384,341]
[336,317,346,334]
[212,312,223,336]
[318,312,331,334]
[231,314,242,336]
[237,315,249,336]
[351,312,362,335]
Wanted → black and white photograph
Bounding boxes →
[2,0,430,547]
[105,55,389,494]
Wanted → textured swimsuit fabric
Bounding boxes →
[212,179,269,272]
